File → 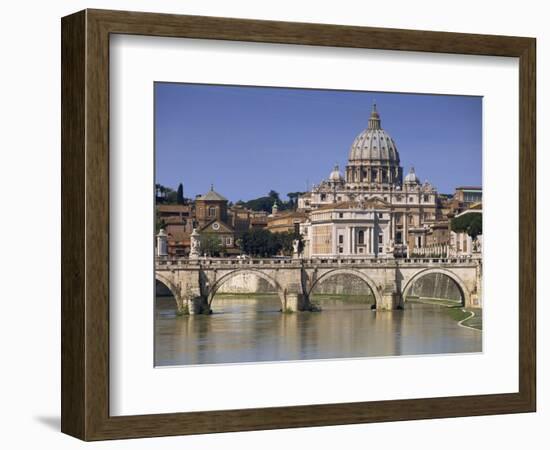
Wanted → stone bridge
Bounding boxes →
[155,256,482,315]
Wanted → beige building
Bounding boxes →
[301,199,392,258]
[267,205,308,234]
[450,203,483,256]
[156,204,194,257]
[299,104,440,258]
[446,186,483,215]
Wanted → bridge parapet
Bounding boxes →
[155,256,481,269]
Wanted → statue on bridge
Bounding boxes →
[292,239,301,259]
[189,228,201,259]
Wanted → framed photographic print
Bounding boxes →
[61,9,536,440]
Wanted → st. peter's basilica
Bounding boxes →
[298,104,443,258]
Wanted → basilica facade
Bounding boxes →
[298,104,442,258]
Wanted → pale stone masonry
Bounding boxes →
[298,104,442,258]
[155,256,482,314]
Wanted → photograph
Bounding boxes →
[153,84,483,367]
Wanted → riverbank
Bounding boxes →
[408,297,482,331]
[453,307,482,331]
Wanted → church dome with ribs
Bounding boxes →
[348,104,400,164]
[345,104,403,187]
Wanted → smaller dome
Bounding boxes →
[404,167,420,184]
[329,164,343,182]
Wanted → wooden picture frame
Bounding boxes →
[61,9,536,441]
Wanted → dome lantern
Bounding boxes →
[367,103,381,130]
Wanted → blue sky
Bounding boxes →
[155,83,482,201]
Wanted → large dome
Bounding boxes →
[348,105,400,164]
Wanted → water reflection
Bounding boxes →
[154,295,481,366]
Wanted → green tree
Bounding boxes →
[239,190,304,213]
[200,233,222,257]
[155,184,178,204]
[286,192,305,211]
[239,229,303,257]
[451,213,482,239]
[278,230,304,255]
[155,217,166,234]
[164,187,177,204]
[240,229,279,257]
[240,195,276,213]
[176,183,184,204]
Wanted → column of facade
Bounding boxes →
[404,211,408,250]
[368,227,373,255]
[332,225,337,256]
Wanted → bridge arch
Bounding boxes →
[401,267,469,307]
[207,269,285,308]
[308,268,382,307]
[155,272,180,308]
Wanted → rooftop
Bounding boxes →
[197,184,228,201]
[455,186,482,191]
[156,204,191,212]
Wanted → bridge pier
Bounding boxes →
[284,293,311,313]
[376,276,403,310]
[379,290,403,310]
[187,295,211,315]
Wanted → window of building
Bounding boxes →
[338,235,344,244]
[339,213,344,218]
[338,247,343,254]
[464,191,482,203]
[378,234,383,244]
[320,193,326,201]
[423,194,429,202]
[359,248,364,253]
[409,197,414,203]
[378,213,383,219]
[208,206,216,217]
[358,230,364,244]
[396,231,402,244]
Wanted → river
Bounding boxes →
[154,295,482,367]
